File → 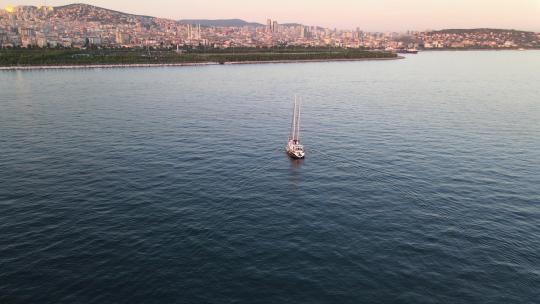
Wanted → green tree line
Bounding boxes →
[0,48,397,66]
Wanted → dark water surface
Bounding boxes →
[1,51,539,303]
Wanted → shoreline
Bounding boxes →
[0,56,404,71]
[421,48,540,52]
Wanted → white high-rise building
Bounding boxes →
[272,21,279,33]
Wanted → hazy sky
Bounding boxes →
[2,0,539,31]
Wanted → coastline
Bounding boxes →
[223,57,404,65]
[0,56,404,71]
[421,48,540,52]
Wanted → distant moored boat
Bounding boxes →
[287,96,306,159]
[397,48,419,54]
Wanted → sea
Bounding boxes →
[1,51,539,303]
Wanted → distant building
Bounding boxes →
[272,21,279,33]
[88,36,102,46]
[115,31,128,44]
[187,24,193,40]
[266,19,272,33]
[300,26,306,38]
[36,35,47,47]
[21,35,35,47]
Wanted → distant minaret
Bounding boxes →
[197,24,201,40]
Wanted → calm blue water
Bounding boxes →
[1,51,540,303]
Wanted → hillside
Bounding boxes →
[179,19,263,27]
[52,3,156,25]
[426,28,540,48]
[432,28,535,35]
[9,4,265,28]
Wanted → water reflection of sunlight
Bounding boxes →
[13,71,35,115]
[289,158,304,169]
[14,70,30,96]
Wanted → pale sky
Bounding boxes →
[1,0,539,31]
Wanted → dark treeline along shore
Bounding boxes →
[0,46,397,67]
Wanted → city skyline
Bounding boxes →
[3,3,538,51]
[1,0,539,31]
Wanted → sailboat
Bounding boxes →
[287,96,306,159]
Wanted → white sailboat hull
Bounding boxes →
[287,141,305,159]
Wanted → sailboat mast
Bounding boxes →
[296,98,301,141]
[291,95,297,140]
